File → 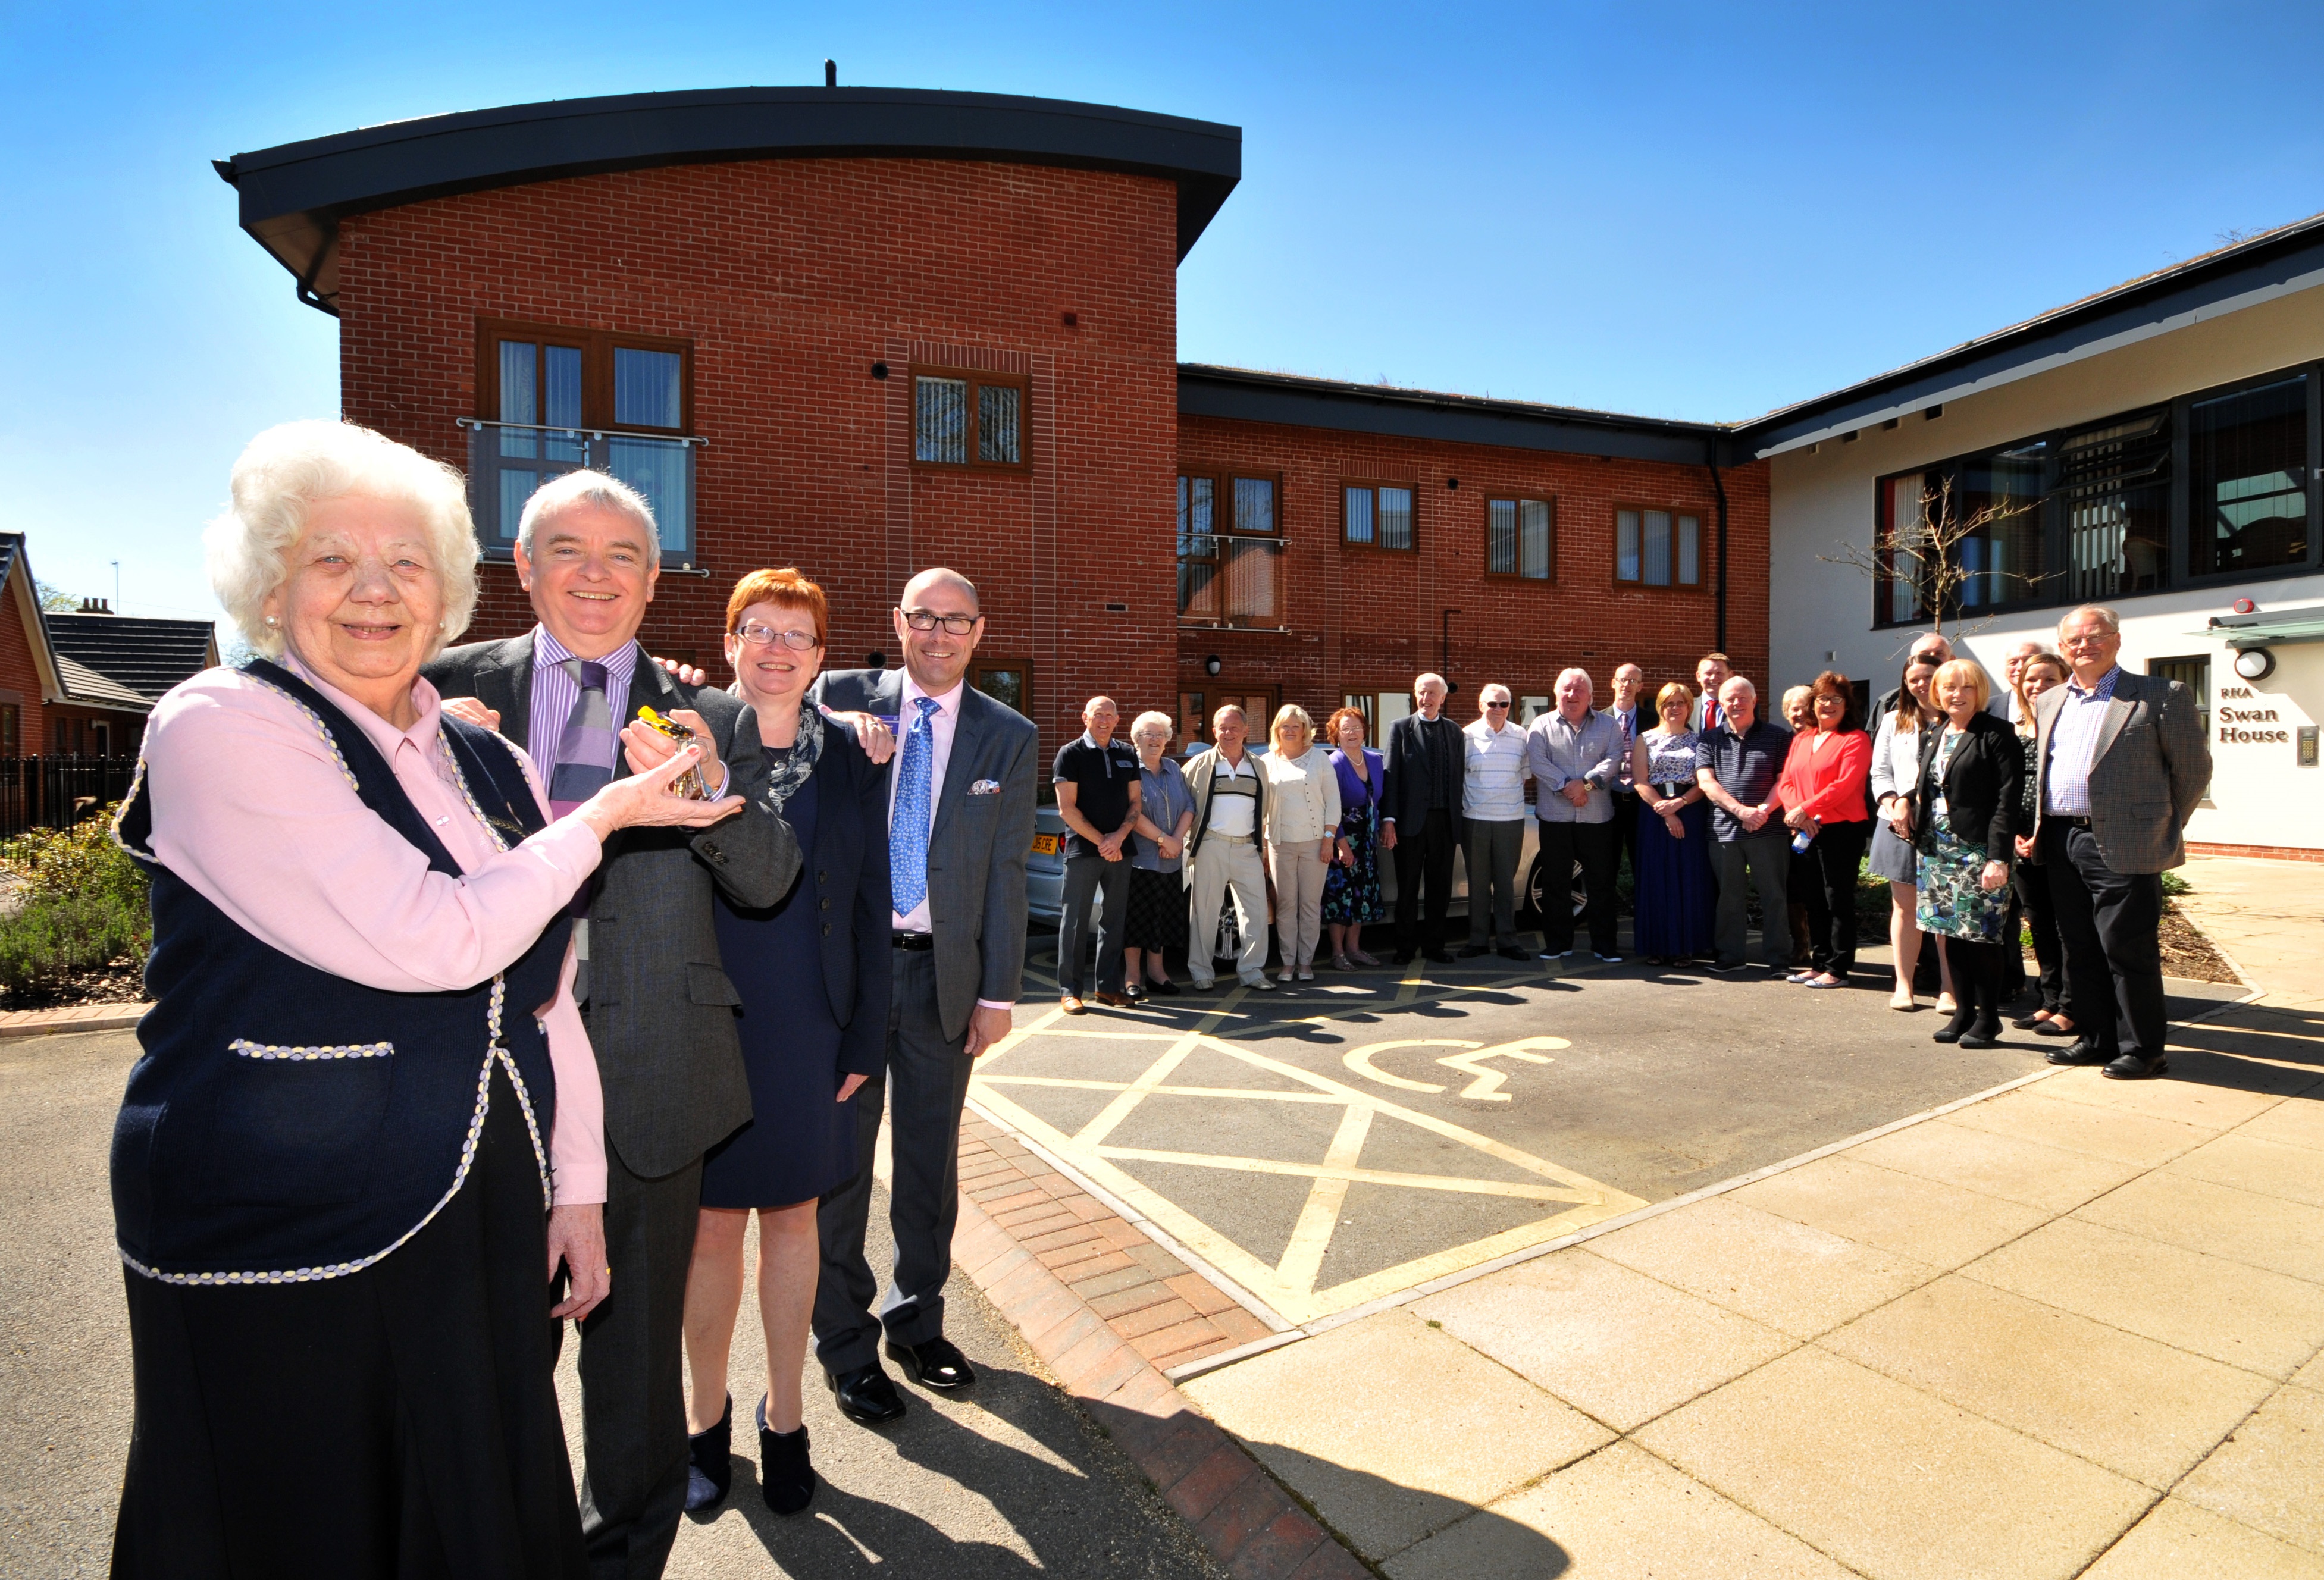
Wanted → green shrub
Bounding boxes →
[0,804,151,997]
[2160,870,2191,897]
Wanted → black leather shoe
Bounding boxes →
[1393,949,1417,966]
[2045,1039,2113,1067]
[2103,1054,2169,1080]
[887,1336,977,1391]
[683,1394,732,1513]
[1958,1013,2004,1050]
[1499,945,1531,961]
[756,1396,816,1516]
[1426,949,1456,964]
[826,1362,907,1424]
[1459,944,1493,958]
[1931,1007,1975,1045]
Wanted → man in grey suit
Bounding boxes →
[425,472,798,1580]
[808,567,1039,1424]
[2033,604,2212,1080]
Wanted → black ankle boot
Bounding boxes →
[1932,1005,1976,1044]
[757,1396,816,1516]
[1957,1011,2004,1049]
[683,1396,733,1513]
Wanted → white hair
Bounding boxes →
[1129,710,1174,747]
[205,419,478,662]
[1479,682,1513,704]
[1555,667,1593,693]
[1413,672,1447,696]
[517,469,659,557]
[2059,603,2122,637]
[1721,676,1759,700]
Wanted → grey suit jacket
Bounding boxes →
[2032,668,2212,875]
[423,633,801,1178]
[809,669,1039,1043]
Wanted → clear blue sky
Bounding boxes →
[6,1,2321,626]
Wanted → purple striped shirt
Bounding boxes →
[525,626,641,774]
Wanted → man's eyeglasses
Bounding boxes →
[900,609,981,635]
[734,623,820,650]
[1484,701,1511,709]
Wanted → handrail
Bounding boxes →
[455,416,707,448]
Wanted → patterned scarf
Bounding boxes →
[760,697,826,813]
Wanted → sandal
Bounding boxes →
[1334,954,1354,971]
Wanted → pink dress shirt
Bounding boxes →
[882,672,1012,1013]
[140,654,609,1205]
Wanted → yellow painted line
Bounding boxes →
[1092,1144,1587,1202]
[1435,1036,1569,1101]
[1274,1104,1374,1296]
[980,1075,1344,1104]
[978,1004,1068,1064]
[1251,963,1588,1037]
[1063,986,1249,1150]
[1012,1027,1192,1042]
[1339,1038,1478,1093]
[1392,958,1426,1006]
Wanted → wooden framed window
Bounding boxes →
[1343,482,1416,551]
[1179,471,1283,627]
[1486,497,1555,579]
[913,368,1030,470]
[1614,506,1703,587]
[0,704,17,757]
[970,657,1033,720]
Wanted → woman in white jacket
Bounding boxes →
[1261,705,1343,984]
[1869,656,1957,1014]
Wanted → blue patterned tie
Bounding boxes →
[890,696,943,915]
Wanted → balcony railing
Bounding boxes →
[0,757,140,839]
[1178,535,1285,629]
[458,419,704,565]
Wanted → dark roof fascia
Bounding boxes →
[1735,216,2324,457]
[1177,366,1744,468]
[218,86,1244,312]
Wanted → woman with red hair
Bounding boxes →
[1775,671,1875,987]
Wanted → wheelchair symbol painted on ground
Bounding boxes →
[968,1007,1641,1326]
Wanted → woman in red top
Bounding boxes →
[1777,671,1875,987]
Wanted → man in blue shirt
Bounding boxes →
[1526,669,1628,961]
[1053,695,1143,1012]
[1695,676,1794,973]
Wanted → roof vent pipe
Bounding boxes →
[825,59,837,87]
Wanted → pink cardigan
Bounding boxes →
[140,656,609,1204]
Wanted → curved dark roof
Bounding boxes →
[217,86,1244,313]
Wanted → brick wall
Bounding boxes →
[334,155,1182,757]
[1174,414,1771,736]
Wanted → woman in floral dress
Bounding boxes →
[1323,707,1386,968]
[1912,659,2022,1048]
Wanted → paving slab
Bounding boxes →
[2243,1093,2324,1153]
[1410,1246,1795,1432]
[1729,1153,2051,1270]
[2172,1382,2324,1556]
[1943,1089,2213,1167]
[1383,1441,1853,1580]
[1818,1275,2276,1488]
[1961,1217,2324,1378]
[2080,1496,2324,1580]
[1634,1344,2151,1580]
[2074,1169,2324,1283]
[1179,1308,1611,1562]
[2166,1129,2324,1208]
[1840,1115,2146,1211]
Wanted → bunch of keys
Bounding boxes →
[635,706,711,800]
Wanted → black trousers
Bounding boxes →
[815,946,977,1374]
[2013,860,2069,1015]
[1539,819,1619,955]
[1392,807,1458,954]
[1802,820,1872,976]
[570,1141,703,1580]
[2042,822,2168,1062]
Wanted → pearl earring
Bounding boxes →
[265,616,278,626]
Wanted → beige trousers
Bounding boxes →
[1267,841,1329,972]
[1188,836,1269,985]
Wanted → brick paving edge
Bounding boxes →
[0,1003,151,1041]
[953,1187,1373,1579]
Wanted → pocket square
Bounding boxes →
[969,779,1002,795]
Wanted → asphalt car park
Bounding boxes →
[978,941,2245,1328]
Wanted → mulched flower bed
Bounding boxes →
[1,959,148,1011]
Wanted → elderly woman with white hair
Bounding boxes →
[1260,704,1342,983]
[108,421,742,1576]
[1122,709,1195,997]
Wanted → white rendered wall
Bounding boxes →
[1767,285,2324,852]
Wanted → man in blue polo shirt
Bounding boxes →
[1695,675,1794,974]
[1053,695,1143,1013]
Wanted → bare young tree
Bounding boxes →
[1821,475,2047,643]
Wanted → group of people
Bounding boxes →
[111,422,1039,1578]
[1050,629,2212,1083]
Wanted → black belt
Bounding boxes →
[2049,815,2092,830]
[891,930,935,951]
[1652,783,1689,798]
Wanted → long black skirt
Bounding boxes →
[113,1061,588,1580]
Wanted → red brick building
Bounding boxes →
[220,86,1766,753]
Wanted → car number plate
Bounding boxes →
[1031,832,1060,855]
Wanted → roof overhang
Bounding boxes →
[1738,216,2324,459]
[1179,365,1742,468]
[217,86,1243,313]
[2197,604,2324,650]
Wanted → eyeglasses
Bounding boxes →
[900,609,981,635]
[1484,701,1511,709]
[734,623,820,650]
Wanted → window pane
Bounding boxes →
[606,435,691,555]
[916,377,968,464]
[2063,410,2170,601]
[1223,538,1277,623]
[974,667,1026,715]
[1487,499,1518,575]
[1616,509,1641,581]
[2149,657,2210,736]
[544,346,584,429]
[1677,514,1700,585]
[1959,441,2048,609]
[613,347,683,428]
[978,384,1022,464]
[1881,474,1929,623]
[1644,510,1672,586]
[1345,486,1374,544]
[1520,500,1552,580]
[1233,476,1275,534]
[1179,558,1219,619]
[498,341,538,457]
[2190,376,2310,578]
[1377,487,1413,550]
[497,467,540,544]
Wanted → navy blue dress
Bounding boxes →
[1634,728,1717,960]
[703,753,856,1208]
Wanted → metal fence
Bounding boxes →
[0,757,139,839]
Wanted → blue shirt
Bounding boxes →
[1132,755,1194,873]
[1695,718,1794,842]
[2043,664,2120,817]
[1525,709,1625,825]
